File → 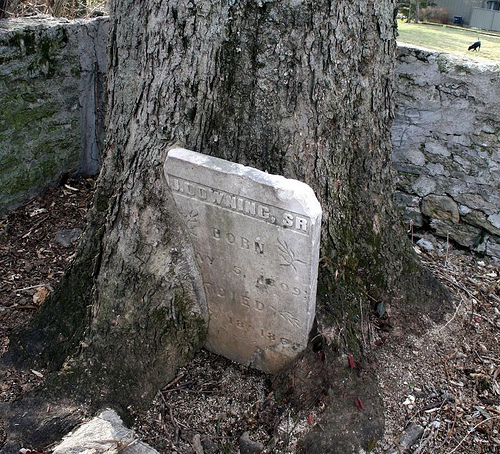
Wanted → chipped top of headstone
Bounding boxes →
[167,148,321,218]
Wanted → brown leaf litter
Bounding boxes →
[1,178,499,453]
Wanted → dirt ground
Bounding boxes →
[0,179,499,453]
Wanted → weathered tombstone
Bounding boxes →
[165,148,322,373]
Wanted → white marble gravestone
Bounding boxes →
[165,148,322,373]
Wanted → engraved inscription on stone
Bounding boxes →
[165,148,322,373]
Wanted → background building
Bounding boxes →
[432,0,500,30]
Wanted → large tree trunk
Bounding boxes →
[10,0,447,416]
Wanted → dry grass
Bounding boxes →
[0,0,108,19]
[397,21,500,61]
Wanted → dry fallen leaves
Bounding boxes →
[32,285,50,305]
[1,180,499,454]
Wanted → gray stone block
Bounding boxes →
[422,195,460,223]
[0,16,108,215]
[165,148,322,373]
[52,409,159,453]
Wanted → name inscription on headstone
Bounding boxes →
[165,148,322,373]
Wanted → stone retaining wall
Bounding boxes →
[1,18,499,259]
[0,15,108,215]
[393,45,500,259]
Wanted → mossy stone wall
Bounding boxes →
[0,15,108,215]
[1,20,499,263]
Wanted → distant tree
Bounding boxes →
[421,6,449,24]
[0,0,7,18]
[398,0,436,22]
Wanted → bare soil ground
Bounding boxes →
[375,250,500,453]
[1,179,499,453]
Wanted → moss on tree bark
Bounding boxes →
[8,0,449,425]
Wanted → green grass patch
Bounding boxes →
[397,21,500,61]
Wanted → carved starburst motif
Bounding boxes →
[277,238,305,272]
[180,209,199,235]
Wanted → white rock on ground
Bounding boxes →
[52,409,159,454]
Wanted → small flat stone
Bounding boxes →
[52,409,159,454]
[399,422,424,450]
[192,433,204,454]
[416,238,434,251]
[53,228,83,247]
[239,432,265,454]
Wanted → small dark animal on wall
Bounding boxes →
[468,40,481,51]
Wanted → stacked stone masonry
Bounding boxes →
[393,45,500,259]
[0,15,108,215]
[0,16,499,259]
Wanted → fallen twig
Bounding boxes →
[161,372,185,391]
[448,415,500,453]
[442,357,458,438]
[64,184,79,192]
[13,283,49,292]
[21,215,49,239]
[437,295,464,332]
[11,304,39,310]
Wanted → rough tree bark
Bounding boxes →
[6,0,447,444]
